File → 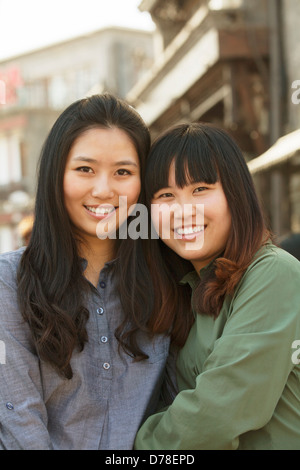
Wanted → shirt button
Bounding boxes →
[100,281,106,288]
[6,402,14,410]
[97,307,104,315]
[103,362,110,370]
[100,336,108,343]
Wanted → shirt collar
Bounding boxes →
[179,258,216,289]
[79,257,117,272]
[179,238,273,289]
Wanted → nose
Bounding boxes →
[173,199,204,227]
[91,174,115,200]
[173,200,197,220]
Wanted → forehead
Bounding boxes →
[145,132,222,199]
[161,154,218,188]
[71,127,133,150]
[67,127,139,164]
[167,160,202,184]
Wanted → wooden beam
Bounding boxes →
[218,28,269,59]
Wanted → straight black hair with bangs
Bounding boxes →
[145,122,266,256]
[145,123,219,203]
[145,122,271,321]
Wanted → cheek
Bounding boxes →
[63,173,92,209]
[118,178,141,223]
[220,197,232,228]
[213,199,232,239]
[151,204,173,239]
[150,205,161,235]
[125,178,141,204]
[207,193,230,222]
[63,174,82,201]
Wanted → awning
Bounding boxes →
[248,128,300,174]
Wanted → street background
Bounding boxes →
[0,0,299,258]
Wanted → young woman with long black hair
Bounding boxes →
[135,122,300,450]
[0,94,184,450]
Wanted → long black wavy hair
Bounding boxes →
[17,93,159,379]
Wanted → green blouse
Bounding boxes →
[135,243,300,450]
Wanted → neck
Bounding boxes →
[79,236,117,287]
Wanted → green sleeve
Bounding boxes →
[134,250,300,450]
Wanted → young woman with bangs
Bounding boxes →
[135,122,300,450]
[0,94,185,450]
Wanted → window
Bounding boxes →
[0,136,10,186]
[0,79,5,105]
[0,133,22,186]
[209,0,243,10]
[0,225,14,254]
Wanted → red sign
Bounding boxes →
[0,66,23,105]
[0,79,5,105]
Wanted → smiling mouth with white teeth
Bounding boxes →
[174,225,205,239]
[84,205,117,218]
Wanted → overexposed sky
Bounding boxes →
[0,0,154,60]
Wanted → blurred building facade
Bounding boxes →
[248,0,300,241]
[129,0,300,241]
[129,0,270,153]
[0,26,154,252]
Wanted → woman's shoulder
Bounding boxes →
[0,247,26,284]
[250,242,300,273]
[229,242,300,326]
[0,246,26,265]
[236,241,300,297]
[0,247,33,343]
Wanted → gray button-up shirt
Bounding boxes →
[0,248,170,450]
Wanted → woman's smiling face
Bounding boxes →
[63,127,141,243]
[151,162,232,272]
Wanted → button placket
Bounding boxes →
[96,270,112,377]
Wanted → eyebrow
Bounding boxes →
[72,156,138,167]
[113,160,139,167]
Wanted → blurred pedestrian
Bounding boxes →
[135,123,300,450]
[0,93,172,450]
[280,232,300,261]
[17,214,34,246]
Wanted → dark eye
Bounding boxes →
[76,166,93,173]
[194,186,208,193]
[116,169,132,176]
[157,192,174,198]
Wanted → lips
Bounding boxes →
[84,204,118,219]
[174,225,206,240]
